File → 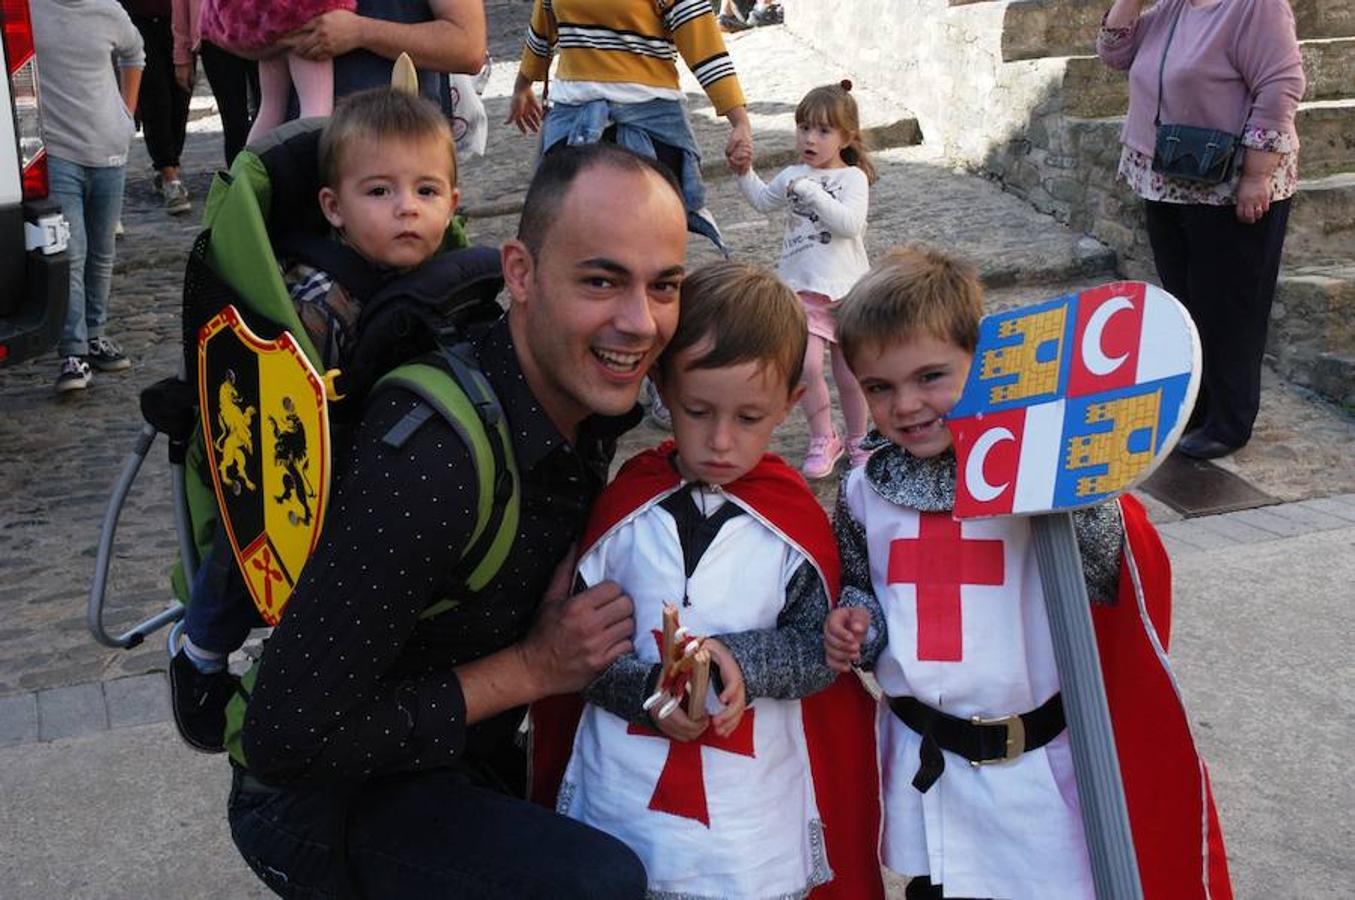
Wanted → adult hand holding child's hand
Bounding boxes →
[824,607,870,672]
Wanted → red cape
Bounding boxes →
[530,443,884,900]
[1102,494,1233,900]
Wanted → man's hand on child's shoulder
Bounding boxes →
[824,607,870,673]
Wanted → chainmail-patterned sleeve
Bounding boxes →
[835,483,888,670]
[712,559,837,701]
[583,653,662,726]
[1072,501,1125,605]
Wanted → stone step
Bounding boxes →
[1270,264,1355,406]
[707,144,1117,286]
[1303,37,1355,101]
[1287,172,1355,266]
[1062,55,1126,119]
[1062,37,1355,119]
[1298,98,1355,177]
[1000,0,1355,63]
[462,145,1119,292]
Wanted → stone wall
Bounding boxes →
[784,1,1147,262]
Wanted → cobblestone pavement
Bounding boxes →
[2,0,1354,739]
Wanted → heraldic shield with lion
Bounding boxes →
[198,306,331,625]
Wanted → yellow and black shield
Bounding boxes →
[198,306,331,625]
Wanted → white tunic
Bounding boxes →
[842,467,1094,899]
[560,488,830,900]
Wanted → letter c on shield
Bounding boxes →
[1081,295,1134,376]
[965,427,1015,503]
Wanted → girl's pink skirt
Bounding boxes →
[798,290,838,343]
[201,0,356,54]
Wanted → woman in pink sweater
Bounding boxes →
[1098,0,1305,459]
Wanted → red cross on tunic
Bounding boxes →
[888,512,1005,661]
[626,711,756,827]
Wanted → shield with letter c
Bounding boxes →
[947,282,1200,519]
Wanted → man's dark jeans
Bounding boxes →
[229,766,647,898]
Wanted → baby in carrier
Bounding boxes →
[170,85,461,752]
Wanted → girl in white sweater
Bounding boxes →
[731,81,875,478]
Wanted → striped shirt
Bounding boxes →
[519,0,745,115]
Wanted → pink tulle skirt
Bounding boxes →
[200,0,356,54]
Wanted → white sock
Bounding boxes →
[183,639,226,674]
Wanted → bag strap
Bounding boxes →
[1154,1,1188,128]
[1155,2,1248,136]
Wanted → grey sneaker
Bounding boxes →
[87,335,132,371]
[162,179,192,216]
[55,356,92,392]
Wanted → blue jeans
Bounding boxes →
[185,538,263,655]
[541,98,728,254]
[47,156,126,357]
[229,766,648,898]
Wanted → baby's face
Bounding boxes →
[660,345,799,487]
[849,332,973,459]
[319,135,458,270]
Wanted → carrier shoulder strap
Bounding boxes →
[222,344,520,769]
[374,342,520,611]
[274,231,391,304]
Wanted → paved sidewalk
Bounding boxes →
[3,496,1353,898]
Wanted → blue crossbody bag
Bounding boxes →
[1150,2,1243,185]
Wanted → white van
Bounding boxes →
[0,0,69,366]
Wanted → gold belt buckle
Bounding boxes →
[969,713,1025,766]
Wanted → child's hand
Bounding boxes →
[652,704,709,742]
[703,639,747,738]
[506,74,544,134]
[824,607,870,672]
[727,140,753,175]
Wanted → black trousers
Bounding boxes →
[130,14,191,172]
[200,40,259,169]
[229,766,647,899]
[1143,197,1291,448]
[905,875,986,899]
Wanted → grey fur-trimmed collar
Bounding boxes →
[860,431,958,512]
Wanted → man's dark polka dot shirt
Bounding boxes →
[242,318,640,784]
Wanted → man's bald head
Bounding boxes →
[516,144,685,257]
